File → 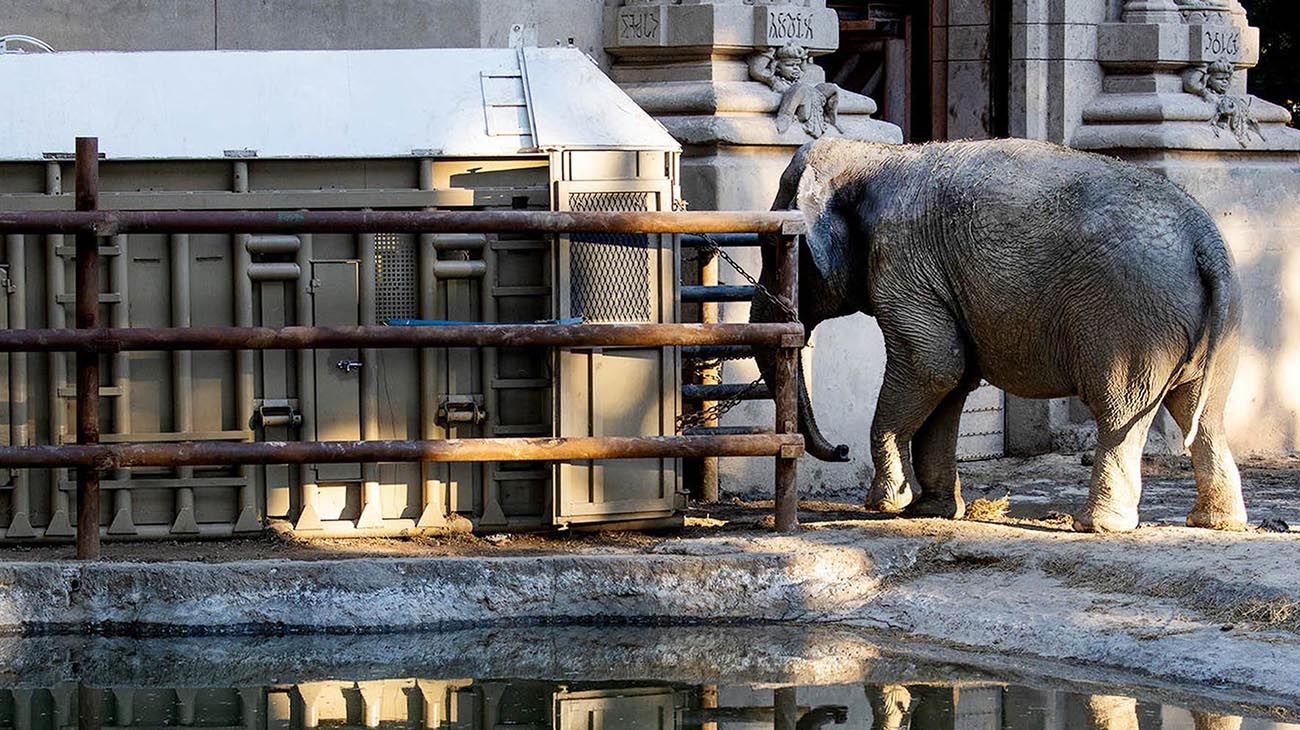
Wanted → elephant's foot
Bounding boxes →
[1072,504,1139,533]
[1186,505,1248,531]
[865,480,915,514]
[903,493,965,520]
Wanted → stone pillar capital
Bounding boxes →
[1122,0,1182,23]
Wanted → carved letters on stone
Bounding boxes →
[766,10,816,43]
[617,6,663,45]
[747,43,841,138]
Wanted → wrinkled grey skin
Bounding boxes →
[750,137,1247,532]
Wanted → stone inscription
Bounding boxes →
[767,11,815,41]
[617,8,662,44]
[1200,25,1241,60]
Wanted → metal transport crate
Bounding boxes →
[0,47,684,538]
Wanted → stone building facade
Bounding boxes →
[3,0,1297,500]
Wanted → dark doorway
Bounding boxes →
[820,1,933,142]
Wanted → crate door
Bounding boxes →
[553,180,677,524]
[311,261,363,482]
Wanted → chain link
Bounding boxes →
[675,376,766,432]
[696,234,801,322]
[675,233,801,432]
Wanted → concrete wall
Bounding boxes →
[1146,152,1300,454]
[1,0,609,63]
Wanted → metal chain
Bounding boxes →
[696,234,801,322]
[675,233,801,432]
[675,376,766,432]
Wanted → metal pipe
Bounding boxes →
[294,233,321,531]
[680,233,762,248]
[0,434,804,469]
[681,285,756,303]
[231,195,257,531]
[246,263,301,281]
[682,344,753,360]
[773,233,800,533]
[108,233,134,535]
[478,238,507,527]
[431,260,487,279]
[244,235,301,255]
[73,137,101,559]
[0,210,807,236]
[43,161,73,537]
[696,245,721,503]
[682,383,770,402]
[431,234,486,252]
[682,426,773,436]
[415,158,444,530]
[0,322,803,352]
[357,231,382,529]
[5,233,34,537]
[170,233,198,534]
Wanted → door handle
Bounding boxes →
[335,359,363,374]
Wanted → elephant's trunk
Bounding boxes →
[749,293,851,462]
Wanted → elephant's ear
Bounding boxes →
[796,169,853,283]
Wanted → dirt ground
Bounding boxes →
[1,453,1295,562]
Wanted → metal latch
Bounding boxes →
[436,395,486,428]
[255,399,303,428]
[336,359,363,374]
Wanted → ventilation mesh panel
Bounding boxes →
[375,233,418,323]
[568,191,652,323]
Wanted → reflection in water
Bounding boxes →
[0,678,1292,730]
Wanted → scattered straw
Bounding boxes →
[965,493,1011,522]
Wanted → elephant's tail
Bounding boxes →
[1182,225,1240,449]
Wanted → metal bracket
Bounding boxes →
[255,399,303,428]
[779,443,805,459]
[335,359,363,374]
[779,333,806,349]
[436,394,487,428]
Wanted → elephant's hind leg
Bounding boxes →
[1164,382,1247,530]
[905,385,976,519]
[1074,404,1160,533]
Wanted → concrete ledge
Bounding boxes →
[2,521,1298,706]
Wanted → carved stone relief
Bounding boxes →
[747,43,841,138]
[1182,59,1263,143]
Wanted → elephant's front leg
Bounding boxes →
[865,333,966,512]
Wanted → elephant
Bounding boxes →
[749,137,1246,533]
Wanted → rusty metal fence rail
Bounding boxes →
[0,138,807,558]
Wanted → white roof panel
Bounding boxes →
[0,47,678,161]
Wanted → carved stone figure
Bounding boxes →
[750,137,1247,533]
[748,43,841,138]
[1182,59,1263,143]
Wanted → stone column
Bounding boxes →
[1073,1,1300,454]
[606,0,903,500]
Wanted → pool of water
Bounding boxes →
[0,626,1293,730]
